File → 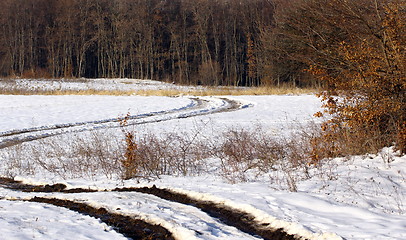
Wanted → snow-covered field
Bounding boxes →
[0,79,405,240]
[0,78,205,93]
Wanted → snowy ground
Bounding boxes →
[0,78,205,93]
[0,79,405,240]
[0,78,209,92]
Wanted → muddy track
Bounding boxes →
[0,178,301,240]
[116,186,299,240]
[2,178,173,239]
[0,177,97,193]
[0,97,247,149]
[25,197,174,240]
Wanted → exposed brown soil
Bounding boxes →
[1,177,302,240]
[113,185,301,240]
[0,177,96,193]
[27,197,174,240]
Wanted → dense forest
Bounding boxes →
[0,0,404,89]
[0,0,275,86]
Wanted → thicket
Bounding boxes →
[269,0,405,157]
[0,0,277,87]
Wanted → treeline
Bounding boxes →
[0,0,403,90]
[0,0,276,86]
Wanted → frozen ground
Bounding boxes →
[0,79,405,240]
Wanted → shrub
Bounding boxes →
[273,0,406,159]
[122,131,139,180]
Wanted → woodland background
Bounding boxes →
[0,0,403,88]
[0,0,275,86]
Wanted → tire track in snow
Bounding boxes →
[0,178,300,240]
[0,96,249,149]
[49,191,263,240]
[17,196,175,240]
[1,178,264,240]
[115,186,299,240]
[0,97,198,138]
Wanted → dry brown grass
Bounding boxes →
[133,86,317,96]
[0,78,316,96]
[0,87,315,96]
[117,124,314,191]
[0,132,123,179]
[0,122,319,191]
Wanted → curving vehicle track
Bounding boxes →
[0,96,249,149]
[0,178,299,240]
